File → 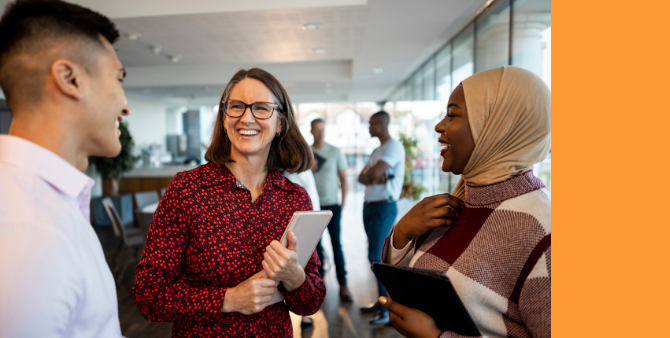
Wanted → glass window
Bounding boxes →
[436,44,452,101]
[411,71,423,101]
[512,0,551,89]
[452,23,474,86]
[475,0,510,72]
[421,58,436,101]
[401,82,411,101]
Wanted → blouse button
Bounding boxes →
[248,218,254,224]
[251,245,257,251]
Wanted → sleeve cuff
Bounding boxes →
[388,228,413,265]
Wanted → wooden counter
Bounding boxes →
[119,165,196,196]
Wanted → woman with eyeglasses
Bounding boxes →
[133,68,325,337]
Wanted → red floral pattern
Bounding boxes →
[133,162,325,337]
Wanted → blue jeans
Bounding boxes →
[363,201,397,298]
[315,204,348,286]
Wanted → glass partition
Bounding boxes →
[475,0,510,72]
[512,0,551,89]
[359,0,550,198]
[421,58,436,101]
[452,23,475,86]
[435,44,452,101]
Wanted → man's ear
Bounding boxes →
[51,59,85,101]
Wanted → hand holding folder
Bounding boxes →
[372,263,481,336]
[264,210,332,305]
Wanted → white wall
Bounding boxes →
[124,98,168,150]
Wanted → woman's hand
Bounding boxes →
[222,271,278,315]
[394,194,463,249]
[262,231,305,292]
[380,296,442,338]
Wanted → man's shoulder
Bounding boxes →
[318,143,341,154]
[0,162,91,234]
[380,138,404,154]
[388,138,404,148]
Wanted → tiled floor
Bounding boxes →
[97,191,413,338]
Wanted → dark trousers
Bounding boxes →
[315,204,348,286]
[363,201,397,298]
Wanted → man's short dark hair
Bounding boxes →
[371,110,390,128]
[311,118,325,129]
[0,0,119,108]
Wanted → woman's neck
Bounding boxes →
[225,151,269,202]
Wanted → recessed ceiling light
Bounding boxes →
[312,48,326,54]
[169,55,181,63]
[303,22,323,30]
[125,33,141,40]
[150,45,162,54]
[373,68,384,74]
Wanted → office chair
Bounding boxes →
[101,198,145,283]
[134,191,159,210]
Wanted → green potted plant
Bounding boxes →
[399,133,428,201]
[89,121,137,196]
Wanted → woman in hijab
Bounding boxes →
[379,66,551,338]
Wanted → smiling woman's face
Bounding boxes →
[435,84,475,175]
[224,78,283,159]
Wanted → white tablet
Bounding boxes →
[266,210,332,304]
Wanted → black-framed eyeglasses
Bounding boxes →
[221,99,279,120]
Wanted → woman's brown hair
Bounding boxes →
[204,68,313,173]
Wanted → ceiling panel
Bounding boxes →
[0,0,490,104]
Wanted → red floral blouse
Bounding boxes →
[133,163,325,337]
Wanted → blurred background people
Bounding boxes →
[310,118,353,302]
[357,111,405,325]
[381,66,551,338]
[133,68,325,337]
[0,0,130,337]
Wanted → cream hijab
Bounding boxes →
[451,66,551,200]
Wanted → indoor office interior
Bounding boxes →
[0,0,550,337]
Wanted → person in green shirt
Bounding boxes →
[310,118,352,302]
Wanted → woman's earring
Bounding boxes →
[276,132,281,137]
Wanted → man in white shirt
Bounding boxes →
[357,111,405,325]
[0,1,130,337]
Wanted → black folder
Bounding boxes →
[313,152,327,172]
[371,263,480,336]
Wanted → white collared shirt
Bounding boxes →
[0,135,122,338]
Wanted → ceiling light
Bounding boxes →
[125,33,141,40]
[168,55,181,63]
[150,45,162,54]
[303,22,323,30]
[312,48,326,54]
[373,68,384,74]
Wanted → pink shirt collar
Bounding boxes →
[0,135,94,200]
